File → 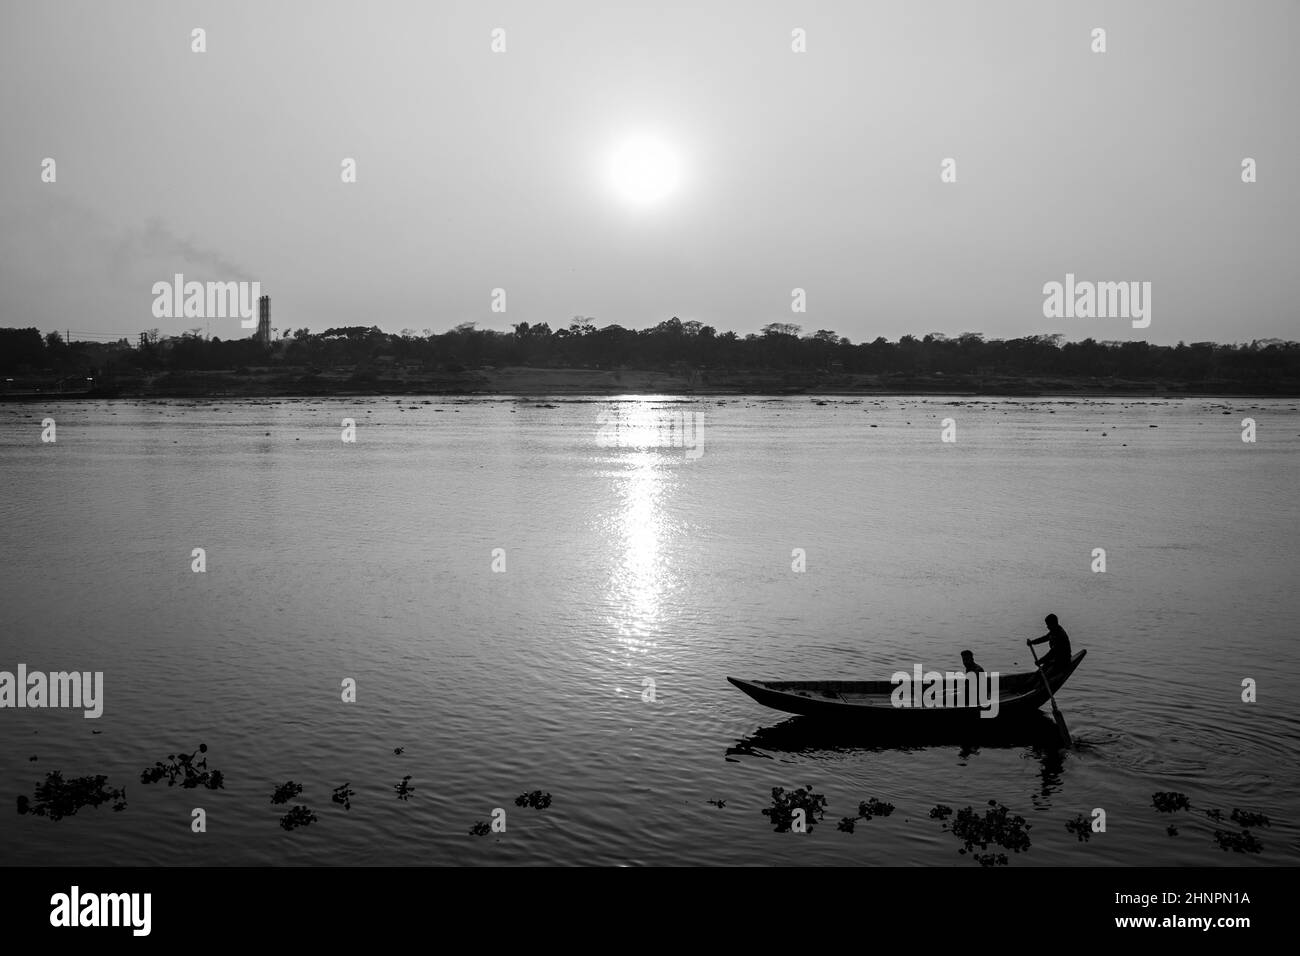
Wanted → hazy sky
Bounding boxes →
[1,0,1296,346]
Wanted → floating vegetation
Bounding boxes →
[1152,794,1269,853]
[331,783,354,811]
[857,798,895,820]
[937,801,1032,865]
[468,821,491,836]
[1151,791,1191,813]
[139,744,224,790]
[761,786,827,833]
[1230,809,1270,828]
[394,776,415,801]
[929,805,953,820]
[514,790,552,810]
[706,799,726,808]
[1213,829,1263,853]
[1065,814,1092,842]
[18,772,127,821]
[271,781,303,805]
[836,816,857,833]
[393,747,405,756]
[279,806,317,831]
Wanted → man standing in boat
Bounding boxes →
[1028,614,1071,672]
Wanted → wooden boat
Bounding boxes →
[727,650,1086,723]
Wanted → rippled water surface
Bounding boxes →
[1,396,1297,865]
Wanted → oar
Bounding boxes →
[1028,642,1073,748]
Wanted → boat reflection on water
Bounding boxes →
[726,712,1071,797]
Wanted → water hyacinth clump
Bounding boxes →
[837,816,857,833]
[1154,795,1269,852]
[469,821,491,836]
[279,806,317,831]
[941,801,1032,865]
[1213,829,1263,853]
[394,776,415,801]
[761,785,827,833]
[857,798,895,820]
[1206,808,1270,854]
[1151,791,1191,813]
[1065,814,1092,842]
[331,783,354,810]
[139,744,224,790]
[18,772,127,821]
[271,781,303,805]
[514,790,552,810]
[1230,809,1270,829]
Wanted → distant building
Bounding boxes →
[255,295,271,346]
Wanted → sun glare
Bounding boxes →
[610,135,682,205]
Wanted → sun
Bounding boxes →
[610,134,682,205]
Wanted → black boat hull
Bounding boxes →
[727,650,1086,723]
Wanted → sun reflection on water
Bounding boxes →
[599,402,693,661]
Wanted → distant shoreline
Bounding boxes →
[3,365,1298,401]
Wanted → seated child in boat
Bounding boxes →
[960,650,983,674]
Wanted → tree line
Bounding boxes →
[3,320,1298,385]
